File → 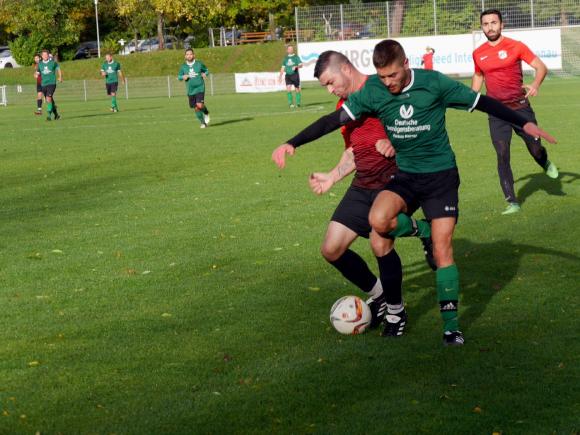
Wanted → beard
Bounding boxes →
[484,31,501,42]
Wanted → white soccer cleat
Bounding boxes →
[200,123,207,129]
[204,113,210,124]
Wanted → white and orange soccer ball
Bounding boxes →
[329,295,372,335]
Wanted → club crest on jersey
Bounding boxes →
[399,104,414,119]
[498,50,508,60]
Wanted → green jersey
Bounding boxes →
[281,54,301,75]
[178,60,209,95]
[343,69,479,173]
[37,59,59,86]
[101,60,121,84]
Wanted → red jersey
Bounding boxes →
[336,87,397,190]
[35,63,41,85]
[473,36,537,105]
[422,52,434,70]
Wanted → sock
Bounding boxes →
[195,109,205,124]
[47,102,53,114]
[37,99,42,110]
[329,249,378,294]
[112,95,117,108]
[376,249,403,306]
[202,106,209,114]
[436,264,460,332]
[52,102,58,116]
[368,279,383,299]
[287,92,293,105]
[389,214,431,238]
[296,92,301,106]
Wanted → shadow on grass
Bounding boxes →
[516,171,580,205]
[209,117,253,127]
[65,106,164,120]
[403,237,579,333]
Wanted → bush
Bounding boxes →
[9,34,47,66]
[101,38,120,55]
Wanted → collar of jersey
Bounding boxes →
[401,69,415,93]
[186,60,196,66]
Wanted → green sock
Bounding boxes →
[436,264,459,332]
[195,110,205,124]
[112,95,117,108]
[388,214,431,238]
[287,92,293,105]
[47,102,53,114]
[296,92,301,106]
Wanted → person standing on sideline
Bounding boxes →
[36,49,62,121]
[100,52,125,113]
[33,54,43,115]
[421,47,435,70]
[279,45,302,108]
[472,8,558,215]
[178,48,210,128]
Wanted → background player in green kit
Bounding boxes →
[178,48,210,128]
[279,45,302,108]
[36,49,62,121]
[275,40,556,346]
[100,52,125,113]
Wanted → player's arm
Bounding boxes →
[201,63,209,79]
[272,108,352,169]
[474,95,556,143]
[118,69,125,84]
[178,66,187,81]
[309,148,355,195]
[471,72,484,92]
[524,57,548,97]
[56,66,62,82]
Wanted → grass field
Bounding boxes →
[1,78,579,434]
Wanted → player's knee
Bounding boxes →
[368,211,395,235]
[370,237,393,257]
[433,243,453,268]
[320,241,344,262]
[494,141,510,161]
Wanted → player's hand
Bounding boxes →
[375,138,395,157]
[309,172,334,195]
[523,122,557,144]
[183,76,189,81]
[523,84,538,98]
[272,144,295,169]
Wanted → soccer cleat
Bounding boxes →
[366,295,387,328]
[54,113,61,120]
[34,109,42,115]
[501,202,521,215]
[420,236,437,271]
[381,308,407,337]
[46,115,52,121]
[443,330,464,346]
[110,107,115,112]
[544,161,559,179]
[204,113,210,124]
[289,104,295,108]
[200,123,207,129]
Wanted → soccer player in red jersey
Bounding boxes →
[421,47,435,70]
[33,54,43,115]
[472,9,559,215]
[272,51,434,337]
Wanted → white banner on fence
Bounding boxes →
[298,28,562,81]
[235,72,286,93]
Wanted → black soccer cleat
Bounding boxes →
[443,330,464,346]
[381,308,407,337]
[366,295,387,328]
[420,235,437,271]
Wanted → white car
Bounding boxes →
[120,39,143,55]
[0,49,20,69]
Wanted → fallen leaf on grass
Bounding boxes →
[51,249,63,254]
[473,406,482,414]
[161,313,172,318]
[27,252,42,260]
[28,361,40,367]
[142,270,151,275]
[123,268,137,275]
[308,287,320,292]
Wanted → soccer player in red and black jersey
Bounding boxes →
[472,9,559,215]
[272,51,435,337]
[33,54,43,115]
[421,47,435,70]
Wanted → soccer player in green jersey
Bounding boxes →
[36,49,62,121]
[178,48,210,128]
[273,41,556,346]
[101,52,125,113]
[279,45,302,108]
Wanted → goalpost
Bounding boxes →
[0,86,6,106]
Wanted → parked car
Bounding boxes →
[0,49,20,69]
[120,39,143,55]
[183,35,195,49]
[137,35,178,52]
[73,41,99,60]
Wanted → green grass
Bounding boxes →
[0,79,579,434]
[0,42,287,85]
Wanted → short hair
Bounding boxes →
[105,52,112,56]
[373,40,406,68]
[314,51,351,79]
[41,49,49,54]
[481,8,502,23]
[185,48,194,54]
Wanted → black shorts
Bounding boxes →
[384,167,460,220]
[41,85,56,98]
[36,83,42,93]
[331,185,382,238]
[188,93,205,108]
[285,73,300,88]
[489,104,538,144]
[106,82,119,95]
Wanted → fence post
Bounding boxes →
[83,80,87,102]
[386,2,390,38]
[433,0,438,35]
[340,4,344,40]
[530,0,535,28]
[295,7,300,44]
[481,0,485,11]
[167,76,171,98]
[209,28,214,48]
[125,78,129,99]
[210,74,214,96]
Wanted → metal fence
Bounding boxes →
[295,0,580,41]
[0,74,237,106]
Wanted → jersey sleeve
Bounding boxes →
[177,65,185,80]
[200,62,209,74]
[117,62,121,71]
[472,52,483,74]
[437,72,480,112]
[54,62,60,70]
[342,87,372,121]
[517,41,537,65]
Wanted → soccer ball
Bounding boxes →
[330,295,372,335]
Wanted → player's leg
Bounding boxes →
[44,87,54,121]
[285,77,294,107]
[295,84,301,107]
[188,95,204,127]
[489,115,519,214]
[35,87,43,114]
[197,93,210,124]
[111,83,119,112]
[514,106,558,179]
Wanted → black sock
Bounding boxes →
[376,249,402,306]
[202,106,209,114]
[37,99,42,109]
[329,249,377,293]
